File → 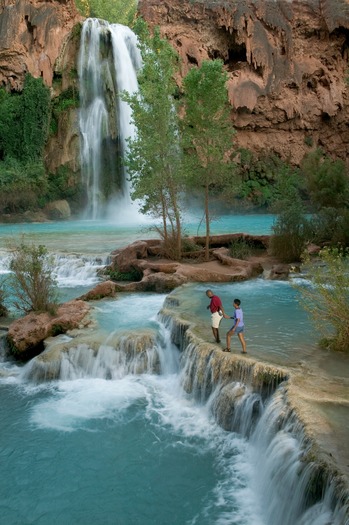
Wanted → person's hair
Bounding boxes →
[206,289,212,295]
[234,298,241,306]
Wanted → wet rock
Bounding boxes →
[7,300,91,359]
[268,264,290,280]
[78,280,117,301]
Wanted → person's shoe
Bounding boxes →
[216,339,221,343]
[222,348,230,352]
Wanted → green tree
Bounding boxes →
[122,21,183,259]
[21,74,51,162]
[301,148,349,210]
[8,240,58,314]
[75,0,137,26]
[296,248,349,352]
[181,59,235,260]
[270,173,310,262]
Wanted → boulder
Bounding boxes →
[7,300,91,358]
[268,264,290,280]
[44,200,71,220]
[78,280,117,301]
[111,240,150,273]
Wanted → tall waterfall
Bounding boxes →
[78,18,142,220]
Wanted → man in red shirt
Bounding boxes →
[206,289,229,344]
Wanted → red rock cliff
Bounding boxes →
[0,0,82,90]
[139,0,349,165]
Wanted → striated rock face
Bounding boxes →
[139,0,349,165]
[0,0,82,90]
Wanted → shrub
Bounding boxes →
[309,207,349,248]
[270,206,310,262]
[8,240,58,313]
[229,238,253,260]
[0,158,47,213]
[107,266,142,282]
[295,248,349,352]
[301,149,349,210]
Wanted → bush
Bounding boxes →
[270,174,310,262]
[309,207,349,248]
[107,266,142,282]
[270,206,310,262]
[8,240,58,313]
[301,149,349,210]
[0,158,47,213]
[295,248,349,352]
[229,238,253,259]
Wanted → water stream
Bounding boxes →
[78,19,141,221]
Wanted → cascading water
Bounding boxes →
[1,278,348,524]
[78,19,142,221]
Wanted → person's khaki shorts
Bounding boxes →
[211,311,222,329]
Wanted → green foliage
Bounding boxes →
[270,176,310,262]
[122,21,183,259]
[232,151,299,208]
[296,248,349,352]
[181,237,202,254]
[8,240,58,314]
[21,75,51,162]
[0,75,51,213]
[301,148,349,209]
[75,0,137,25]
[0,158,47,213]
[182,59,236,259]
[107,266,142,282]
[52,87,79,116]
[50,86,79,136]
[46,166,82,204]
[309,207,349,248]
[229,238,253,260]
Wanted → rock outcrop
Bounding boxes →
[109,234,265,292]
[0,0,82,90]
[139,0,349,165]
[7,299,91,358]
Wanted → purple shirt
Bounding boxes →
[235,308,244,327]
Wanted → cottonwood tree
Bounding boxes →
[122,21,184,259]
[75,0,137,26]
[181,60,236,260]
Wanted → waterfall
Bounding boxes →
[163,312,349,525]
[78,18,142,220]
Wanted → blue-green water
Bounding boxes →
[0,215,334,525]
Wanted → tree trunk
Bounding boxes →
[205,184,210,261]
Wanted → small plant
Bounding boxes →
[181,237,202,255]
[8,239,58,314]
[107,266,142,282]
[229,238,253,260]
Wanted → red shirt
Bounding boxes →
[209,295,222,313]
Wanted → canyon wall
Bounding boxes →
[0,0,82,178]
[139,0,349,165]
[0,0,82,89]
